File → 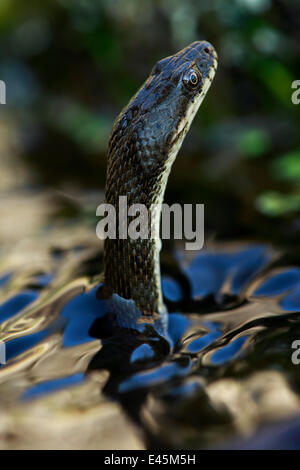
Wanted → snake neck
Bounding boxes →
[104,110,174,316]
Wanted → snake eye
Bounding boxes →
[183,69,200,90]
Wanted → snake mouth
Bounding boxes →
[171,120,189,147]
[211,57,218,77]
[169,69,217,151]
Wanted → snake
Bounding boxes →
[103,41,217,330]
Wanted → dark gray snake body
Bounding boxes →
[104,41,217,325]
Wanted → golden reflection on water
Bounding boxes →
[0,192,143,449]
[1,190,300,449]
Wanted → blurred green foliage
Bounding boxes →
[256,191,300,216]
[236,128,271,157]
[272,150,300,181]
[0,0,299,244]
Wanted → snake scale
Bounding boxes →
[103,41,217,326]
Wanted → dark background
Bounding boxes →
[0,0,299,247]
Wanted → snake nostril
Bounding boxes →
[204,47,210,54]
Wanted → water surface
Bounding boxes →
[0,193,300,449]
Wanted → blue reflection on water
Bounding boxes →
[22,373,85,400]
[61,287,106,347]
[230,247,269,294]
[130,343,155,364]
[0,290,39,323]
[4,324,60,362]
[119,360,192,393]
[168,313,190,344]
[33,273,54,287]
[280,286,300,311]
[162,276,183,302]
[0,272,12,288]
[210,336,248,365]
[253,268,300,297]
[167,380,202,398]
[0,287,104,362]
[185,245,270,299]
[187,331,221,353]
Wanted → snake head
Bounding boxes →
[123,41,218,173]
